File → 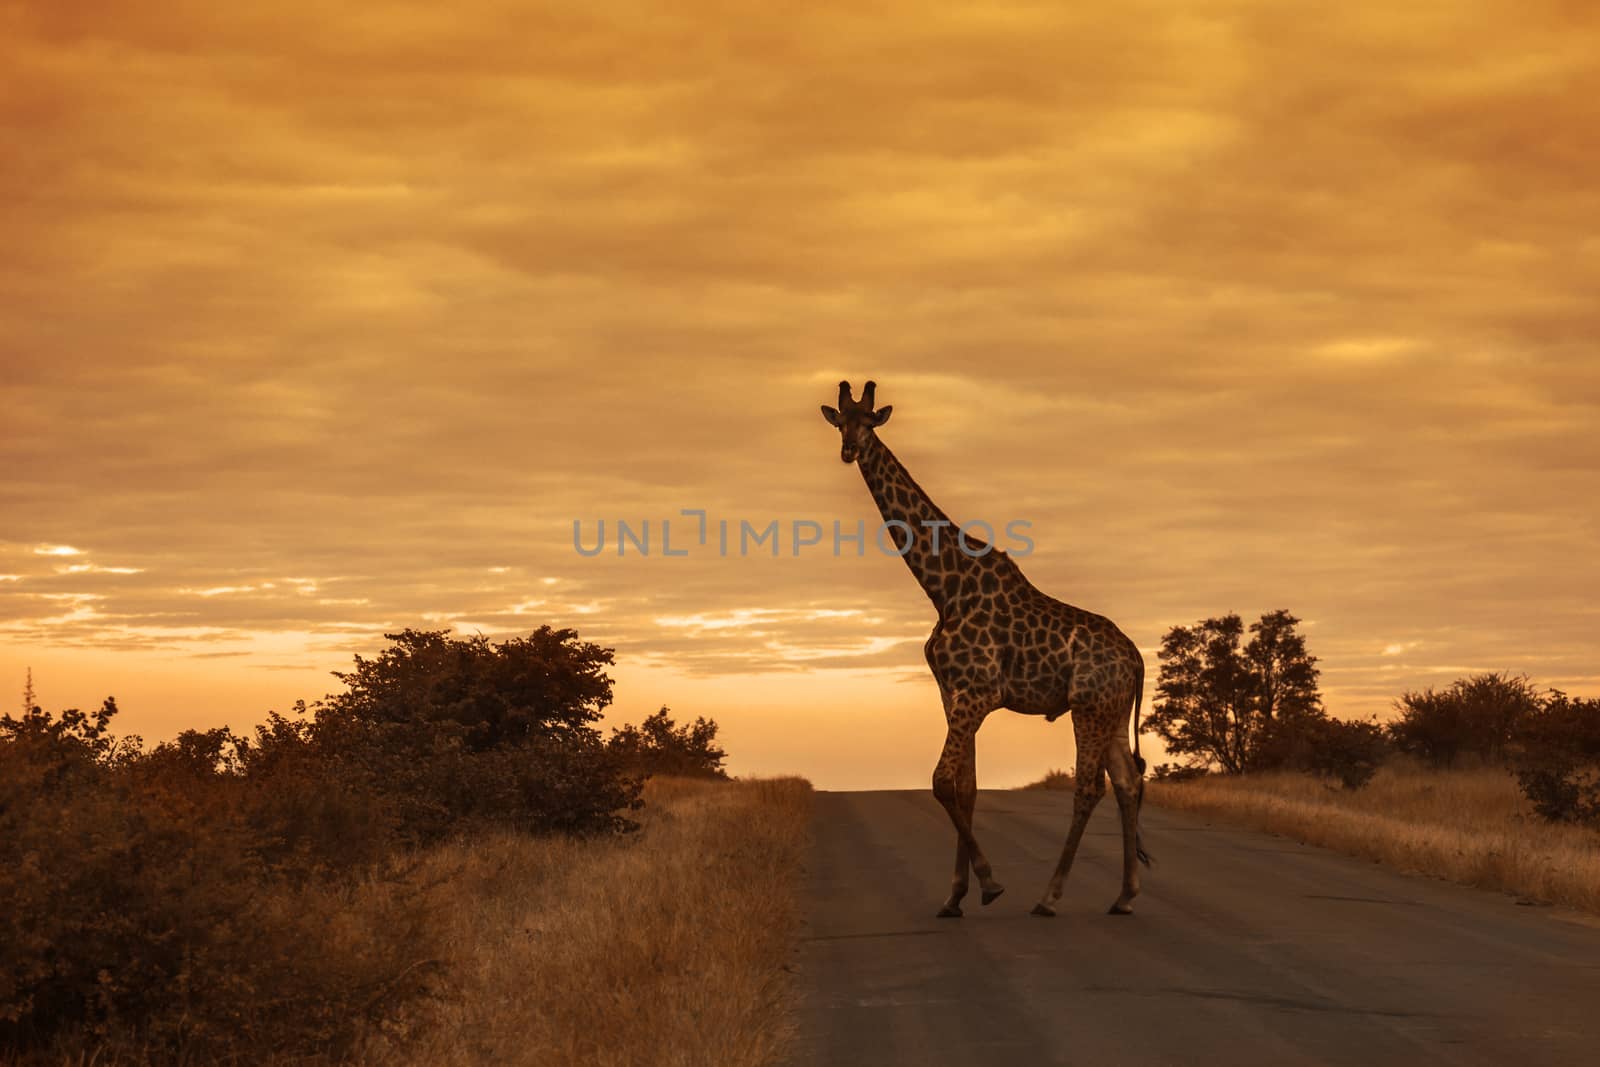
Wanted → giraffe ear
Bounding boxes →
[820,405,841,426]
[869,405,892,426]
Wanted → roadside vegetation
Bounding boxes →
[1026,609,1600,912]
[1020,768,1075,790]
[367,775,811,1067]
[1148,763,1600,914]
[2,632,806,1065]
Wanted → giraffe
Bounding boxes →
[821,380,1151,917]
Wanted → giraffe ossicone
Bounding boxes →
[822,379,1152,917]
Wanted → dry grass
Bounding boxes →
[1020,769,1075,790]
[361,776,813,1067]
[1148,763,1600,914]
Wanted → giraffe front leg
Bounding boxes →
[938,839,970,918]
[937,751,977,918]
[932,720,1003,914]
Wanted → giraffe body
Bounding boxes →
[822,380,1150,917]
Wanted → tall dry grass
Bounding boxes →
[1148,763,1600,914]
[1020,769,1074,790]
[361,776,813,1067]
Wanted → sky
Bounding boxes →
[2,0,1597,789]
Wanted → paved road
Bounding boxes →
[792,789,1600,1066]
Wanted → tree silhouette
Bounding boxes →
[609,706,728,779]
[1511,688,1600,824]
[322,626,615,750]
[306,627,639,839]
[1389,672,1540,767]
[1145,609,1323,774]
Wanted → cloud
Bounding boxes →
[1,1,1597,780]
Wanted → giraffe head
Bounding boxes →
[820,380,893,464]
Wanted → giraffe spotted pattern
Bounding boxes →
[822,380,1151,918]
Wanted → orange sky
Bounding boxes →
[3,1,1597,788]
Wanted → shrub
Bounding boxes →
[0,627,653,1059]
[1301,716,1389,790]
[322,626,614,750]
[232,708,398,874]
[1389,672,1541,767]
[0,701,438,1061]
[1510,691,1600,825]
[1151,763,1208,782]
[609,706,729,780]
[294,710,641,843]
[1020,769,1074,790]
[309,628,645,839]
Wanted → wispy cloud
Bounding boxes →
[1,1,1596,782]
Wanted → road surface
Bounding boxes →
[792,789,1600,1065]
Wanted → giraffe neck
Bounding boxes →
[855,431,976,606]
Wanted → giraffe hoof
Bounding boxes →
[981,885,1005,906]
[1030,902,1056,918]
[1107,901,1134,916]
[936,904,963,919]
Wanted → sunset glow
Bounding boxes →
[3,0,1596,788]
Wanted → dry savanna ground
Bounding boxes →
[1144,764,1600,915]
[359,775,813,1067]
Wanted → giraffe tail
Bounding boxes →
[1132,656,1147,777]
[1132,654,1153,867]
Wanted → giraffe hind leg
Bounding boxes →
[937,840,969,918]
[1031,738,1105,917]
[1105,741,1145,915]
